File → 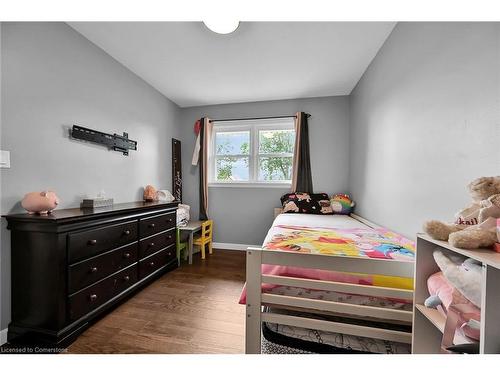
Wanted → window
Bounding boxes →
[209,118,295,186]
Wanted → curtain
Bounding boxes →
[195,117,212,220]
[291,112,313,193]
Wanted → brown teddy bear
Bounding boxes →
[423,176,500,249]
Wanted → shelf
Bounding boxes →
[415,304,445,332]
[415,304,475,346]
[417,233,500,269]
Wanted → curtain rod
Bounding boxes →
[209,113,311,123]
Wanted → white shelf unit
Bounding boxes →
[412,234,500,354]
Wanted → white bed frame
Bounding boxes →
[245,213,415,354]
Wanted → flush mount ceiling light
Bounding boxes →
[203,20,240,34]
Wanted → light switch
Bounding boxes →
[0,150,11,169]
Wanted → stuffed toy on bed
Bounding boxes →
[424,249,482,341]
[330,193,355,215]
[423,176,500,249]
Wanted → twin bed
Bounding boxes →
[240,213,416,354]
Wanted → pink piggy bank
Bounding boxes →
[21,191,60,214]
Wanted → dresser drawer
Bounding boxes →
[139,228,175,258]
[69,264,138,321]
[139,246,176,279]
[68,243,138,294]
[139,212,175,238]
[68,220,138,263]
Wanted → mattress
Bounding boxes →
[264,213,415,261]
[263,214,371,246]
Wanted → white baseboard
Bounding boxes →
[0,328,7,346]
[212,242,259,251]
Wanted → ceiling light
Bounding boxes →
[203,20,239,34]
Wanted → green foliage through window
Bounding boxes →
[213,125,295,183]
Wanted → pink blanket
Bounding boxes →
[239,264,373,304]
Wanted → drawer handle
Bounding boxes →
[148,223,156,229]
[148,242,155,248]
[88,239,97,246]
[89,294,98,302]
[123,230,131,235]
[123,252,131,259]
[90,266,98,273]
[167,218,173,223]
[123,275,130,282]
[149,261,155,267]
[167,252,172,256]
[167,235,172,240]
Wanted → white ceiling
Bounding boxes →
[69,22,395,108]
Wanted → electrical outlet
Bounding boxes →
[0,150,11,169]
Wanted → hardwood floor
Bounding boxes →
[67,249,246,354]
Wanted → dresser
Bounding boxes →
[4,201,179,346]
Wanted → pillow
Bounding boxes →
[330,193,355,215]
[280,192,333,215]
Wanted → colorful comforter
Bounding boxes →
[239,215,415,304]
[264,225,415,261]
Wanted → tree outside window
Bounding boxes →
[211,120,295,184]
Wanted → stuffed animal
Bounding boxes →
[143,185,158,202]
[330,193,355,215]
[431,250,482,307]
[424,176,500,249]
[21,191,60,214]
[424,250,482,341]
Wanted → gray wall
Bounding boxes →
[0,22,181,330]
[349,22,500,238]
[180,96,350,245]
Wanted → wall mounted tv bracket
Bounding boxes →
[71,125,137,156]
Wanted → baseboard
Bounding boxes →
[212,242,260,251]
[0,328,7,346]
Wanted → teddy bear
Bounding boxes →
[423,176,500,249]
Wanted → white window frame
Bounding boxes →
[208,118,295,188]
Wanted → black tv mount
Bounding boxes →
[71,125,137,156]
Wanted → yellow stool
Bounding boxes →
[193,220,213,259]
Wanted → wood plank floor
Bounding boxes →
[67,249,246,354]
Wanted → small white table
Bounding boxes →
[178,220,203,264]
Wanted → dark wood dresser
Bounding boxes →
[4,201,179,346]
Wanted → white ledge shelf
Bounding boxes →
[417,233,500,269]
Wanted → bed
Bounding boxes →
[241,213,415,354]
